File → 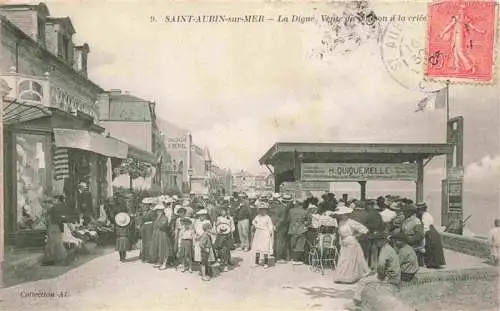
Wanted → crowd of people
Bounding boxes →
[112,191,446,287]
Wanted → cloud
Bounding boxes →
[465,155,500,182]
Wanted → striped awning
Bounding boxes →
[3,98,51,125]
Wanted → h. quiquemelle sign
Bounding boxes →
[301,163,418,181]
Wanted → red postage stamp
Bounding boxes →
[425,0,497,82]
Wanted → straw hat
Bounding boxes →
[196,209,208,216]
[416,202,427,209]
[257,201,270,209]
[333,206,354,215]
[142,197,155,204]
[281,194,293,202]
[272,193,281,199]
[153,204,165,211]
[308,204,318,210]
[115,212,131,227]
[323,210,336,217]
[337,201,346,208]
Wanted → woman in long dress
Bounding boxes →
[251,203,274,268]
[152,204,173,270]
[333,206,370,284]
[42,197,67,265]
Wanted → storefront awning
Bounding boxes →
[3,98,52,125]
[53,128,128,159]
[127,143,157,164]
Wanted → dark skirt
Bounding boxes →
[152,229,173,263]
[141,222,154,262]
[425,226,446,268]
[116,236,130,252]
[178,239,193,261]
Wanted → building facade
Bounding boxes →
[0,3,150,246]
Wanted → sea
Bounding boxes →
[322,186,499,238]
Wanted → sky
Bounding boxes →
[13,0,499,187]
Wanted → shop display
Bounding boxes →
[16,133,48,231]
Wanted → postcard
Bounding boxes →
[0,1,498,310]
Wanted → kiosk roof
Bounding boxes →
[259,142,452,165]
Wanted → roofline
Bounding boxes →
[46,16,76,34]
[0,3,50,16]
[259,142,453,165]
[0,16,103,92]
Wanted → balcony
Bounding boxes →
[1,71,99,123]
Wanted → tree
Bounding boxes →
[117,157,153,189]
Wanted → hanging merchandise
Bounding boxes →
[53,147,70,180]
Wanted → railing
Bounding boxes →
[1,71,99,123]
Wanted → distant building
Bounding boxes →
[98,89,164,189]
[232,171,273,193]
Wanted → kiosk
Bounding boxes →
[259,143,452,203]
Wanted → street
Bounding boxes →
[1,249,353,311]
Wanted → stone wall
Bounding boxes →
[439,232,490,259]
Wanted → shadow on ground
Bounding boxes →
[300,286,355,300]
[3,246,115,288]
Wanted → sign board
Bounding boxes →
[447,179,463,211]
[301,163,418,181]
[50,86,98,121]
[280,181,330,192]
[447,166,464,180]
[166,136,188,150]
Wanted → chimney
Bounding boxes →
[73,43,90,78]
[109,89,122,95]
[0,3,50,45]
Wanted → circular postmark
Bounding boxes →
[380,21,445,92]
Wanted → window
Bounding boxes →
[16,133,48,231]
[18,80,44,102]
[62,36,70,60]
[37,17,45,44]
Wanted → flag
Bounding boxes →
[415,87,447,112]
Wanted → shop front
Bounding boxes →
[1,72,130,247]
[3,104,129,247]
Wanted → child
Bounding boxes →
[115,212,131,262]
[215,207,235,272]
[199,222,215,281]
[489,219,500,265]
[178,218,195,272]
[251,202,274,268]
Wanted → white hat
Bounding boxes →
[196,209,208,216]
[153,204,165,211]
[115,212,131,227]
[337,201,346,208]
[142,197,155,204]
[162,196,174,204]
[273,193,281,199]
[323,211,335,217]
[308,204,318,210]
[172,195,179,201]
[257,202,269,209]
[333,206,354,215]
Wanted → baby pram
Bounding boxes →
[307,215,339,275]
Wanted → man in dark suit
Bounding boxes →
[77,182,93,224]
[287,200,308,264]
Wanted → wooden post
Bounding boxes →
[0,78,11,288]
[416,159,424,203]
[359,181,367,200]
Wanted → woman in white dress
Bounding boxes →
[333,205,370,284]
[251,202,274,268]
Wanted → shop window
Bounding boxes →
[18,80,44,102]
[16,133,48,231]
